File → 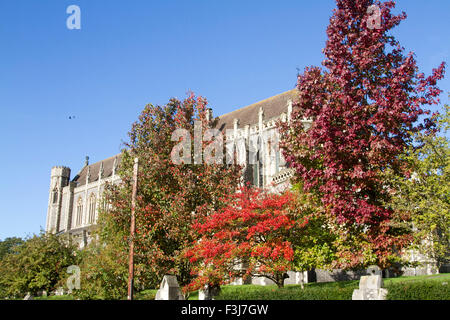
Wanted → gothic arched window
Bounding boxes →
[254,149,264,188]
[88,193,97,224]
[245,136,264,188]
[76,197,83,227]
[52,189,58,204]
[253,136,264,188]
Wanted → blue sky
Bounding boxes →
[0,0,449,240]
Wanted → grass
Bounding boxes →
[383,273,450,284]
[135,289,157,300]
[135,288,199,300]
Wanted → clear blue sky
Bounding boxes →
[0,0,449,240]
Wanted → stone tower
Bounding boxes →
[46,166,71,233]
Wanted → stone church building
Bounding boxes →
[46,89,443,283]
[46,90,298,247]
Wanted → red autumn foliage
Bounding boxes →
[185,187,307,290]
[278,0,441,268]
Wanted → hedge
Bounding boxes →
[215,285,356,300]
[215,279,450,300]
[386,280,450,300]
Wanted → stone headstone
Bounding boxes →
[352,266,388,300]
[367,265,382,277]
[359,274,383,290]
[198,289,207,300]
[37,290,47,297]
[154,275,185,300]
[198,285,221,300]
[54,287,65,296]
[23,293,33,300]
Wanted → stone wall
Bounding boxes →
[314,269,367,283]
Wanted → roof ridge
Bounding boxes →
[218,89,295,119]
[83,154,122,169]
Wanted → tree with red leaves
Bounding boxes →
[185,187,313,289]
[279,0,445,269]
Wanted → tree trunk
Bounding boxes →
[274,272,287,288]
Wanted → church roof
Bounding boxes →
[72,90,295,186]
[73,154,121,186]
[216,89,296,131]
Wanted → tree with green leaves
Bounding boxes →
[73,230,130,300]
[288,183,338,277]
[0,237,24,261]
[386,102,449,269]
[0,232,79,299]
[77,93,242,299]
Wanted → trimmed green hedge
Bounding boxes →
[386,281,450,300]
[216,285,356,300]
[215,278,450,300]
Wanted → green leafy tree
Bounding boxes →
[288,184,338,276]
[78,93,241,299]
[0,237,24,260]
[0,232,79,298]
[74,229,129,300]
[387,102,450,268]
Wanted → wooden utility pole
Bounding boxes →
[127,157,139,300]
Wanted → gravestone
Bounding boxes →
[37,290,47,297]
[155,275,185,300]
[352,266,388,300]
[23,293,33,300]
[54,287,65,296]
[367,265,382,277]
[198,284,221,300]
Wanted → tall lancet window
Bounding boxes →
[76,197,83,227]
[253,149,264,188]
[52,188,58,204]
[249,136,264,188]
[88,193,97,224]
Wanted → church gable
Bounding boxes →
[73,155,121,187]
